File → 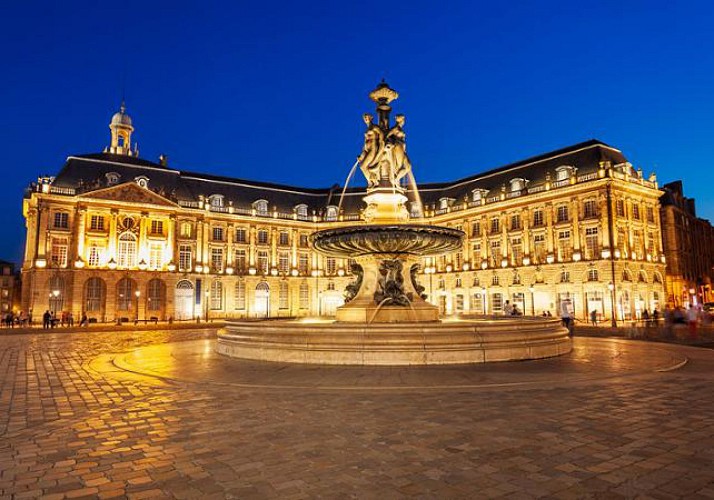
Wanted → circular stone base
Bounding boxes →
[217,317,572,365]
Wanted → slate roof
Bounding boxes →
[46,139,629,215]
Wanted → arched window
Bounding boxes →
[638,270,647,283]
[147,279,165,312]
[105,172,121,185]
[299,281,309,309]
[210,281,223,310]
[234,281,246,310]
[555,165,576,181]
[325,206,338,222]
[622,269,633,282]
[471,189,487,202]
[116,278,135,311]
[653,272,663,284]
[48,276,65,312]
[84,277,105,312]
[134,176,149,189]
[491,274,500,286]
[208,194,224,208]
[253,200,269,216]
[509,178,526,192]
[295,204,309,220]
[117,232,137,268]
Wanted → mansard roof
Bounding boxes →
[47,139,629,215]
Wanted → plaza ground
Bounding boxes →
[0,327,713,499]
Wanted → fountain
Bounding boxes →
[217,82,571,365]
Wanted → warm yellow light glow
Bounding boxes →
[195,264,203,273]
[270,268,278,276]
[337,268,345,277]
[225,266,234,275]
[249,267,257,275]
[291,269,299,277]
[107,258,117,270]
[445,264,453,272]
[522,257,530,266]
[462,263,470,271]
[573,252,581,262]
[481,261,488,270]
[167,262,176,272]
[501,258,508,268]
[35,258,47,268]
[546,254,555,264]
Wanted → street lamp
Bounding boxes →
[528,284,535,316]
[480,286,487,315]
[608,281,617,327]
[134,290,141,322]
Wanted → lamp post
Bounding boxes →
[528,284,535,316]
[608,281,617,327]
[480,286,487,315]
[134,289,141,323]
[425,266,434,303]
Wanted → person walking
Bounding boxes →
[42,310,51,330]
[590,309,597,326]
[503,300,513,316]
[687,305,699,340]
[560,299,574,336]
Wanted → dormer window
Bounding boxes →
[105,172,121,185]
[509,178,527,192]
[471,189,488,202]
[409,202,423,218]
[253,199,269,216]
[439,197,453,210]
[295,204,309,220]
[325,205,338,222]
[134,176,149,189]
[555,166,576,181]
[208,194,224,208]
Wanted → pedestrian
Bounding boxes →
[546,310,552,317]
[590,309,597,326]
[42,310,51,330]
[503,300,513,316]
[79,313,88,327]
[50,311,56,329]
[642,309,650,328]
[68,312,74,327]
[560,299,573,336]
[687,305,699,340]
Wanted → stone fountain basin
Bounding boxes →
[217,317,572,365]
[310,224,464,258]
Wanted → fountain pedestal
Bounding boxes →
[335,254,439,323]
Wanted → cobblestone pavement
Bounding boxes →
[0,330,713,499]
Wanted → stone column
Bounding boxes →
[546,203,554,253]
[571,198,581,251]
[166,215,176,266]
[139,212,149,265]
[249,226,256,267]
[226,223,234,266]
[522,208,531,256]
[36,206,49,260]
[501,212,508,259]
[202,219,210,265]
[271,227,278,270]
[291,229,298,268]
[24,207,38,267]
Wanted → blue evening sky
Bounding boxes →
[2,1,714,264]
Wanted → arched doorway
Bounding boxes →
[174,280,194,320]
[255,281,270,318]
[48,276,65,313]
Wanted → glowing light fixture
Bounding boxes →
[167,261,176,272]
[107,258,117,270]
[35,258,47,268]
[225,266,234,275]
[138,259,147,271]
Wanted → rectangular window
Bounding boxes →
[490,217,500,234]
[583,200,597,218]
[646,206,655,223]
[234,281,246,310]
[51,238,68,267]
[510,214,521,231]
[210,282,223,310]
[299,282,309,309]
[326,257,337,275]
[633,230,643,257]
[618,228,629,256]
[647,232,656,254]
[88,244,103,267]
[299,234,309,247]
[179,245,192,271]
[616,199,625,217]
[510,238,522,265]
[89,215,105,231]
[211,248,224,272]
[533,234,547,264]
[585,227,599,259]
[556,205,569,223]
[472,243,481,263]
[279,282,289,310]
[150,220,164,235]
[455,294,464,313]
[180,222,192,238]
[532,210,544,227]
[235,227,247,243]
[279,251,290,273]
[632,203,640,220]
[471,222,480,238]
[257,250,269,274]
[212,227,224,241]
[489,240,501,266]
[491,293,503,314]
[149,243,163,269]
[298,253,309,273]
[557,230,572,261]
[278,231,290,246]
[53,212,69,229]
[234,249,246,271]
[258,230,269,245]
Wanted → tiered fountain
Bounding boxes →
[217,82,571,365]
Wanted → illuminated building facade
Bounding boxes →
[21,105,667,323]
[659,181,714,307]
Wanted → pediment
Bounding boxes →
[78,182,178,207]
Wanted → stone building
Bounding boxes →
[0,260,17,315]
[21,104,667,324]
[659,181,714,307]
